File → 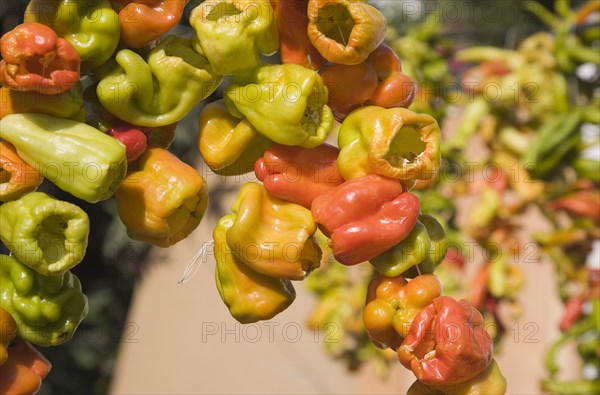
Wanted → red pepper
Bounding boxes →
[559,295,584,332]
[548,190,600,223]
[311,174,420,265]
[108,124,149,164]
[0,22,80,94]
[272,0,326,70]
[254,143,344,209]
[398,296,493,386]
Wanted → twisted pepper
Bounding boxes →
[311,174,420,265]
[0,22,80,94]
[0,141,43,203]
[115,148,208,248]
[0,338,51,395]
[0,113,127,203]
[0,192,89,276]
[0,254,88,347]
[214,215,296,324]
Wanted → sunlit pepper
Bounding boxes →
[398,296,493,385]
[307,0,386,65]
[198,100,272,176]
[406,359,507,395]
[272,0,326,70]
[254,143,345,209]
[190,0,278,75]
[0,85,85,121]
[96,35,222,127]
[0,254,88,346]
[111,0,188,48]
[225,182,321,280]
[115,148,209,248]
[0,192,89,276]
[0,338,51,395]
[311,174,420,265]
[224,64,333,148]
[337,106,441,182]
[0,22,80,94]
[363,274,442,350]
[0,113,127,203]
[213,215,296,323]
[0,141,43,203]
[0,308,17,365]
[25,0,120,71]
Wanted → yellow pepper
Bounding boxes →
[115,148,208,247]
[225,182,321,280]
[214,215,296,323]
[198,100,271,176]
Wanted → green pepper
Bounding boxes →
[0,192,89,276]
[190,0,279,75]
[96,35,222,127]
[402,214,448,278]
[24,0,120,72]
[0,113,127,203]
[224,64,334,148]
[214,215,296,323]
[0,254,88,347]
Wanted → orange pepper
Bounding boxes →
[0,141,43,203]
[0,338,51,395]
[0,308,17,366]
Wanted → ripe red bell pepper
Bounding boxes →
[397,296,493,386]
[254,143,344,209]
[107,124,148,164]
[311,174,420,265]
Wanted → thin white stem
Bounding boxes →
[178,241,214,284]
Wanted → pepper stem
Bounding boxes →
[178,240,214,284]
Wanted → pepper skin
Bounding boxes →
[254,143,345,209]
[107,124,148,164]
[0,113,127,203]
[397,296,493,386]
[214,215,296,323]
[0,308,17,365]
[96,35,222,127]
[272,0,326,70]
[0,338,51,395]
[0,141,43,203]
[406,359,507,395]
[226,182,321,280]
[311,174,420,265]
[0,85,85,121]
[0,22,80,94]
[0,192,89,276]
[115,148,208,248]
[198,100,272,176]
[307,0,386,65]
[366,44,417,108]
[0,254,88,347]
[337,106,441,182]
[363,274,441,350]
[111,0,188,49]
[190,0,278,75]
[224,64,333,148]
[25,0,120,72]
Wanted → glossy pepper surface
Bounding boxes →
[96,35,222,127]
[0,113,127,203]
[311,174,420,265]
[0,308,17,365]
[224,64,333,148]
[198,100,272,176]
[363,274,442,350]
[272,0,326,70]
[25,0,120,72]
[307,0,386,65]
[111,0,188,48]
[254,143,345,209]
[0,254,88,347]
[337,106,441,182]
[0,192,89,276]
[0,141,43,203]
[401,215,448,278]
[225,182,321,280]
[107,124,148,164]
[214,215,296,323]
[397,296,493,385]
[115,148,209,248]
[0,338,51,395]
[406,359,507,395]
[0,85,85,121]
[0,22,80,94]
[190,0,278,75]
